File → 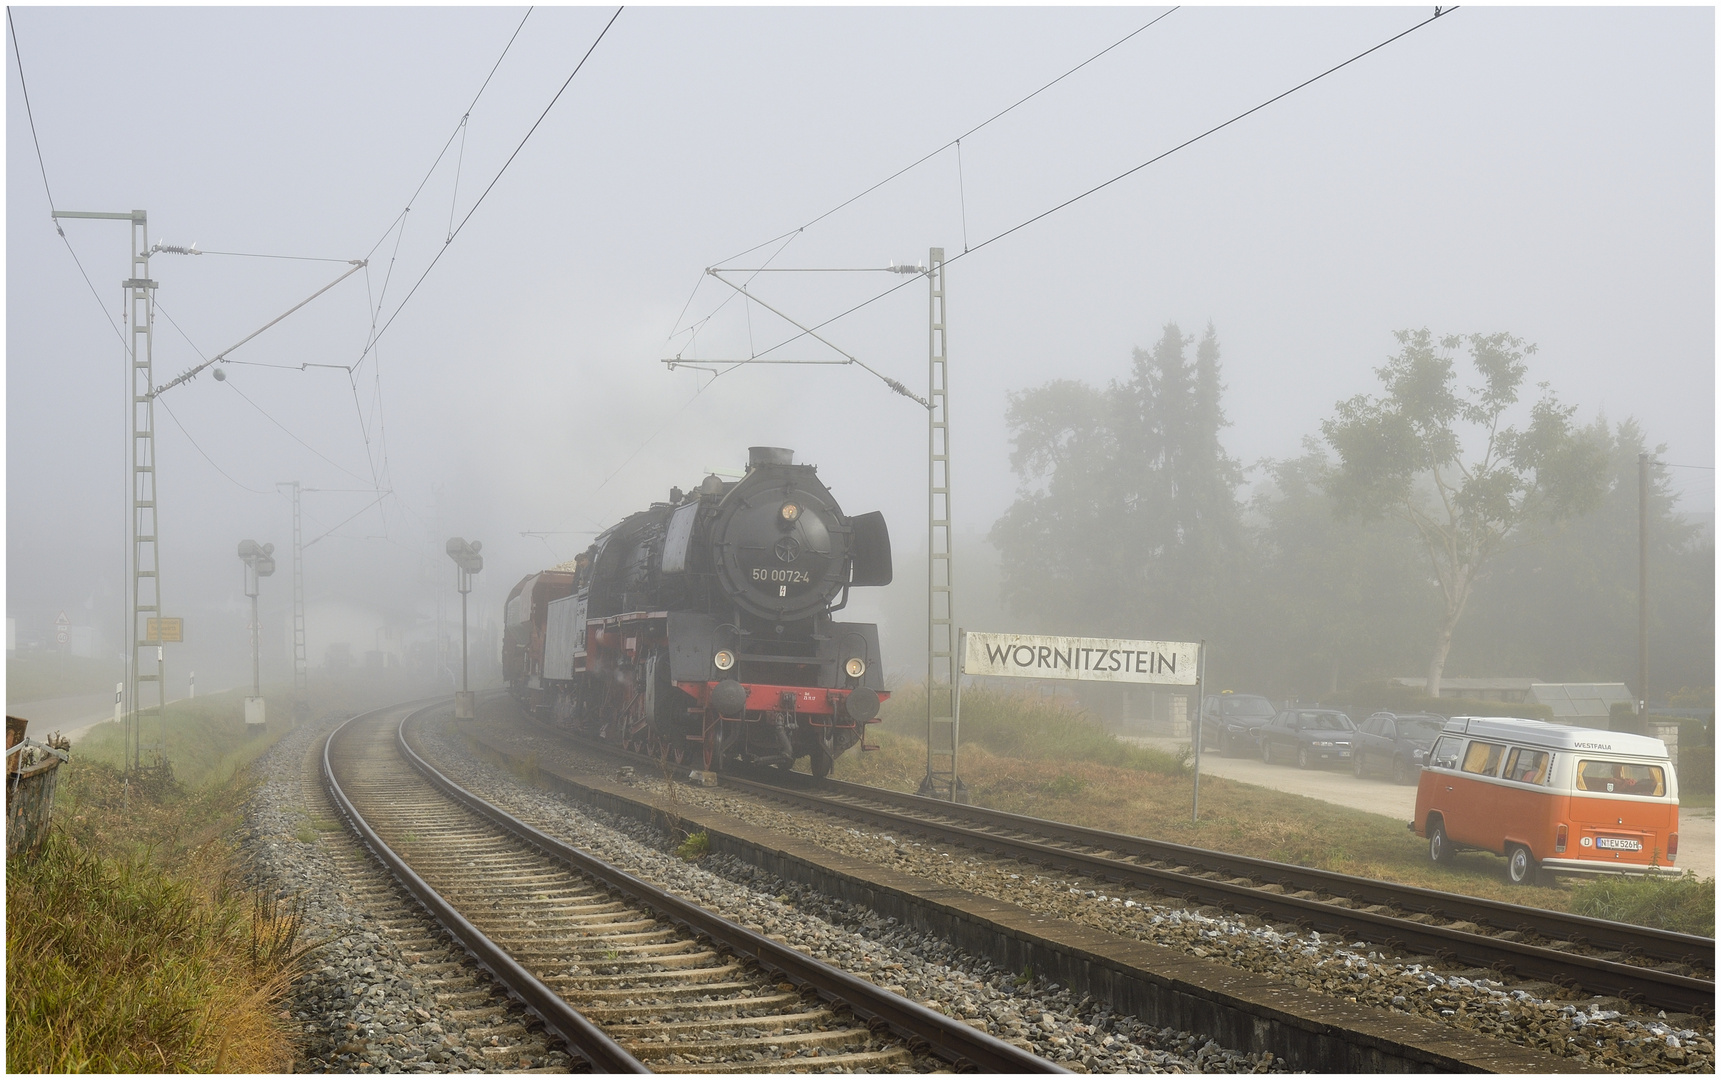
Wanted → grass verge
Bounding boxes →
[6,697,317,1071]
[877,682,1187,775]
[1569,873,1715,937]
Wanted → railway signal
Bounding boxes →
[446,537,483,719]
[238,540,276,726]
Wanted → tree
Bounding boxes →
[991,322,1244,642]
[1448,419,1714,693]
[1246,441,1438,696]
[1321,329,1609,697]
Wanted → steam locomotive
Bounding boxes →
[504,447,892,777]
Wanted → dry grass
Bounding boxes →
[875,682,1188,775]
[7,750,311,1071]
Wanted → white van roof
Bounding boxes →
[1440,716,1670,759]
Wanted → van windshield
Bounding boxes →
[1576,760,1666,797]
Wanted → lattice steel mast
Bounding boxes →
[53,209,163,772]
[917,247,965,802]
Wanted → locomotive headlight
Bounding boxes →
[844,657,866,679]
[780,502,800,522]
[713,649,736,671]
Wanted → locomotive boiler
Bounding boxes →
[504,447,892,777]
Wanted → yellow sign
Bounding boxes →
[145,618,183,643]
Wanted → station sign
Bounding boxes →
[962,631,1199,686]
[145,617,184,643]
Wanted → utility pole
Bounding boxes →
[279,482,309,716]
[917,247,966,803]
[53,209,163,773]
[238,540,276,725]
[446,538,484,718]
[1639,451,1649,726]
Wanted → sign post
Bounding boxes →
[960,631,1204,812]
[238,540,276,726]
[446,538,484,720]
[1192,640,1206,824]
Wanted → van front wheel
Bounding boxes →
[1428,820,1454,865]
[1506,845,1539,886]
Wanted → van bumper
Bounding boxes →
[1538,857,1685,880]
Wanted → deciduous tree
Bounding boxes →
[1321,329,1608,697]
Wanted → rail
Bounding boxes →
[323,703,648,1073]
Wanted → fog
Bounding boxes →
[7,7,1713,701]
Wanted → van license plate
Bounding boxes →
[1596,837,1642,851]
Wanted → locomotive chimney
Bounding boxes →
[748,446,794,468]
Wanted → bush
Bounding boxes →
[1568,873,1714,937]
[1677,745,1713,800]
[675,831,710,860]
[878,683,1187,776]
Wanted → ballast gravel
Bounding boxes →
[241,715,570,1073]
[415,721,1284,1073]
[455,720,1714,1074]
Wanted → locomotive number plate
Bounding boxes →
[1596,836,1641,851]
[752,568,811,584]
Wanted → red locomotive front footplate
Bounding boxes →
[675,681,889,716]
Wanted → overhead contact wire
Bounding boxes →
[9,8,127,346]
[157,397,273,495]
[363,7,535,263]
[354,6,623,373]
[666,7,1180,347]
[735,6,1457,368]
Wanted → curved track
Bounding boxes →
[323,700,1062,1073]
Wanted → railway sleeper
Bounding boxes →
[626,1027,874,1059]
[546,965,748,989]
[578,991,803,1020]
[604,1009,835,1038]
[550,978,762,1001]
[652,1046,915,1074]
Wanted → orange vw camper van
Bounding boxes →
[1412,716,1680,885]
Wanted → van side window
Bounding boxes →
[1502,747,1549,785]
[1576,760,1666,797]
[1428,736,1462,770]
[1461,740,1507,776]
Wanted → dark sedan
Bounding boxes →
[1199,692,1279,756]
[1258,709,1357,768]
[1351,712,1446,783]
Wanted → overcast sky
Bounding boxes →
[7,6,1713,688]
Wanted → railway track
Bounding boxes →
[323,700,1062,1073]
[718,767,1715,1016]
[523,711,1711,1017]
[287,707,574,1072]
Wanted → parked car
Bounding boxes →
[1352,712,1447,784]
[1199,692,1279,756]
[1414,716,1680,885]
[1258,709,1356,768]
